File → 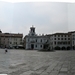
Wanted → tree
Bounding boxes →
[43,43,50,51]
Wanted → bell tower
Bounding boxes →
[28,25,36,36]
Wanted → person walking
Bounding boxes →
[5,48,8,54]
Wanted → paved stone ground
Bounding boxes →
[0,49,75,75]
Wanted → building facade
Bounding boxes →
[25,26,49,50]
[24,26,75,50]
[68,31,75,50]
[49,33,71,50]
[0,30,23,48]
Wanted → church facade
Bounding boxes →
[25,26,49,50]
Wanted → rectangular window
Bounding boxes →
[35,45,37,47]
[40,45,42,48]
[65,42,67,44]
[61,35,63,37]
[65,38,66,40]
[41,39,42,42]
[55,38,56,40]
[54,35,56,37]
[63,42,65,44]
[58,38,60,40]
[61,38,63,40]
[36,39,37,42]
[60,42,62,44]
[16,42,17,45]
[57,42,59,44]
[68,38,70,40]
[68,41,70,44]
[64,35,66,37]
[55,41,56,45]
[10,42,11,44]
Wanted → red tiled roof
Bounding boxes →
[0,33,23,37]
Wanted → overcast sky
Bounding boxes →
[0,1,75,36]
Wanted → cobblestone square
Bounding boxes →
[0,49,75,75]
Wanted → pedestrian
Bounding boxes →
[5,48,8,53]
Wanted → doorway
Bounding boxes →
[31,44,34,50]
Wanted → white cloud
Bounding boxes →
[0,2,75,36]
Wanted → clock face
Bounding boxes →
[32,34,34,36]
